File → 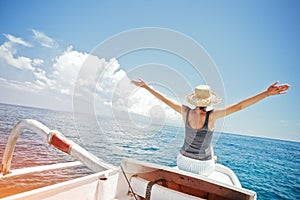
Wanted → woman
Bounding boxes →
[131,79,290,176]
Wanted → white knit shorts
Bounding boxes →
[177,153,215,176]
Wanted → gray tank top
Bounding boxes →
[180,108,213,161]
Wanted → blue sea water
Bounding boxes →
[0,103,299,199]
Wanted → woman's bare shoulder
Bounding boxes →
[181,105,190,115]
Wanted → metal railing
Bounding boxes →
[0,119,116,177]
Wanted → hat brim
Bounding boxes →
[186,91,221,107]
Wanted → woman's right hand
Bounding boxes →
[266,81,290,96]
[131,78,147,88]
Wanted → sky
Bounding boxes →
[0,0,299,142]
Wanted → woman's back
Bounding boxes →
[180,107,214,161]
[183,107,214,131]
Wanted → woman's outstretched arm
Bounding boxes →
[131,79,183,114]
[212,81,290,119]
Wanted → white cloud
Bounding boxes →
[32,29,58,48]
[3,34,32,48]
[54,47,181,124]
[95,58,126,96]
[0,45,93,96]
[33,58,44,66]
[60,89,71,95]
[53,46,87,84]
[0,33,38,71]
[0,77,43,91]
[51,46,89,96]
[0,45,35,71]
[127,86,181,122]
[0,38,180,123]
[33,68,55,88]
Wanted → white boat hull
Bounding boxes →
[1,120,256,200]
[2,158,256,200]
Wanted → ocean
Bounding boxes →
[0,103,299,199]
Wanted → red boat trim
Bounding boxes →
[50,132,72,154]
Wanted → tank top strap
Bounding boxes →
[203,110,211,128]
[185,107,191,125]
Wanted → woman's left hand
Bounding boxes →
[131,79,147,88]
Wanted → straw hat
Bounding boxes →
[186,85,221,107]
